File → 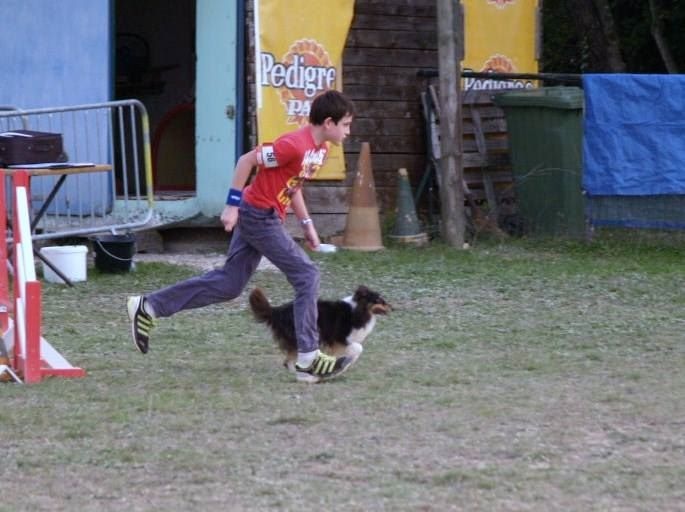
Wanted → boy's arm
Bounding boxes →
[220,149,259,232]
[290,189,320,250]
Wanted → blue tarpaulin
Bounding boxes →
[582,74,685,196]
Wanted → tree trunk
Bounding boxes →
[648,0,679,73]
[436,0,465,248]
[593,0,625,71]
[566,0,626,71]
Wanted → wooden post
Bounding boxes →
[23,281,42,384]
[436,0,465,247]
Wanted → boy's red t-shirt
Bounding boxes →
[242,125,328,220]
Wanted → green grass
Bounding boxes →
[1,235,684,511]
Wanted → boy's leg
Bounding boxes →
[270,245,320,353]
[239,205,356,381]
[238,208,320,353]
[146,226,261,317]
[128,226,261,353]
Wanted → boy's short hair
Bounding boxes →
[309,90,355,125]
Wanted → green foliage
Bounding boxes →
[543,0,685,72]
[542,0,582,72]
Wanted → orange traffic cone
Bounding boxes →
[341,142,385,251]
[389,168,429,246]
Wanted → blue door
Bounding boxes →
[195,1,238,217]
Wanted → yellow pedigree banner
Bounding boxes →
[255,0,354,180]
[463,0,539,91]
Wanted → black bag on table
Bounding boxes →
[0,130,65,166]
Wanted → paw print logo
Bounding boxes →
[279,40,336,126]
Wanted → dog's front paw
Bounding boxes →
[346,342,363,358]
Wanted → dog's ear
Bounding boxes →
[354,285,370,300]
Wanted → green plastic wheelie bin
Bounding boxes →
[494,87,585,237]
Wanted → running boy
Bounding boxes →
[127,90,355,383]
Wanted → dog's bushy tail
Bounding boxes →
[249,288,272,324]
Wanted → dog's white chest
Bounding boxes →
[347,315,376,344]
[343,296,377,344]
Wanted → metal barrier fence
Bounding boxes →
[1,100,154,241]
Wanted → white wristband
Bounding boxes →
[300,218,313,226]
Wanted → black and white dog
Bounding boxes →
[249,286,392,371]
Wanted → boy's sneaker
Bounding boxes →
[127,296,155,354]
[295,351,353,383]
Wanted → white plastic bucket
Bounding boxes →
[39,245,88,284]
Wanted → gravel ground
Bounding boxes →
[133,251,278,272]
